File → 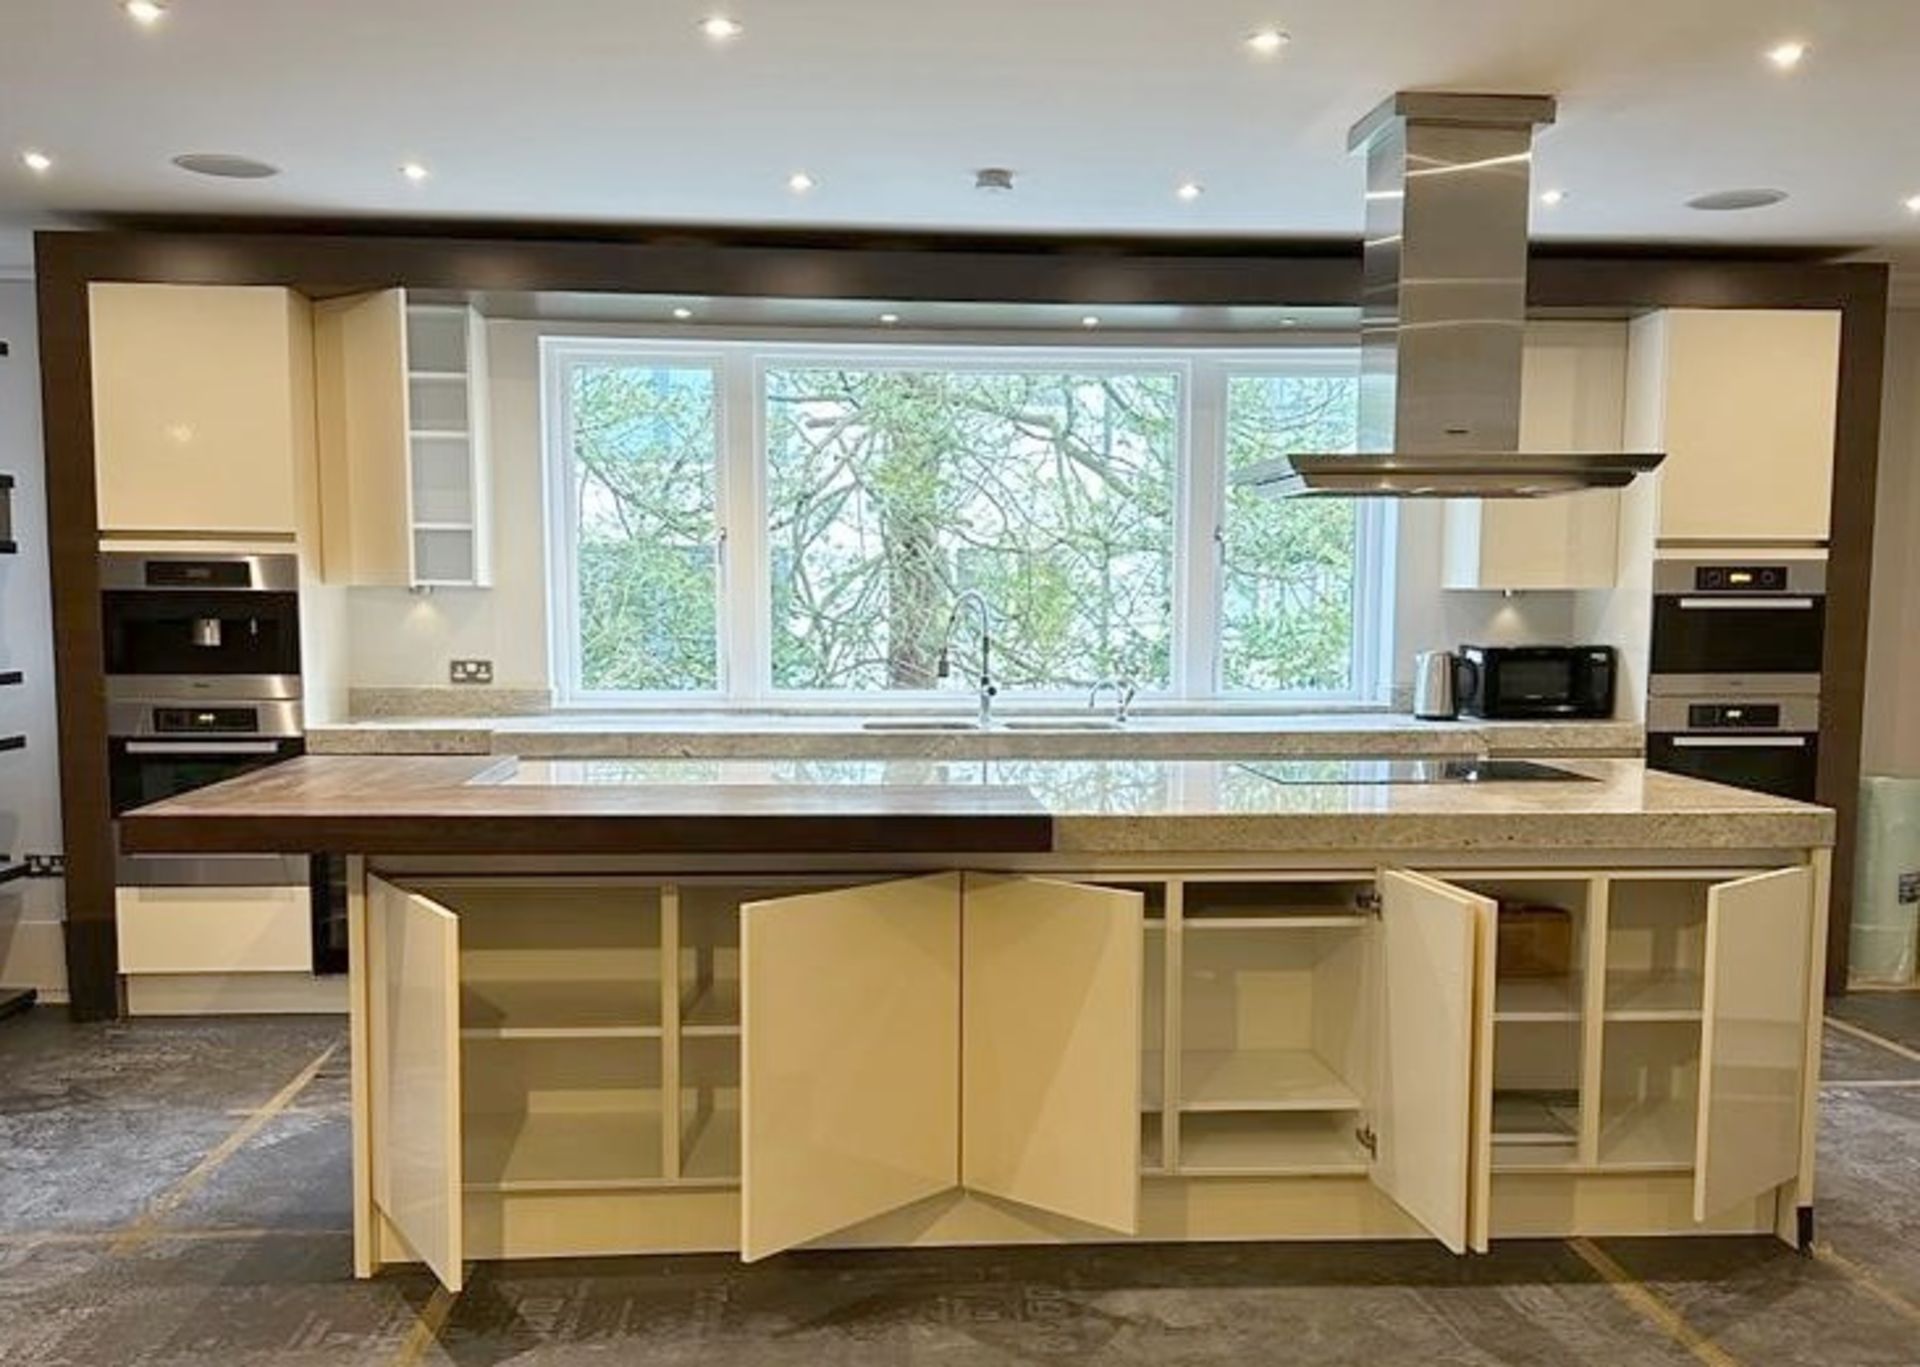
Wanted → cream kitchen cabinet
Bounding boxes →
[1443,321,1629,590]
[89,283,316,537]
[1627,308,1842,543]
[314,291,492,587]
[353,857,1820,1291]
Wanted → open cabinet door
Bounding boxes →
[1695,866,1814,1222]
[961,874,1143,1233]
[366,876,463,1292]
[1373,870,1493,1255]
[741,873,961,1261]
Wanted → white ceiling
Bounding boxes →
[2,0,1918,275]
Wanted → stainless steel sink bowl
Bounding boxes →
[1001,718,1124,732]
[859,719,982,732]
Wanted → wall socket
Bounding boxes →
[23,854,65,878]
[449,659,494,685]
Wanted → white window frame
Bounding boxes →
[542,333,1389,710]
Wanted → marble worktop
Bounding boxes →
[121,754,1828,858]
[307,709,1646,762]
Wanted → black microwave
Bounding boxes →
[1457,645,1616,720]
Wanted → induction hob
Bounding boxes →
[1235,758,1596,786]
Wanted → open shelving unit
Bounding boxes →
[403,303,490,587]
[0,335,31,1019]
[1170,879,1375,1176]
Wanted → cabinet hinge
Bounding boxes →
[1355,1124,1378,1157]
[1355,889,1383,916]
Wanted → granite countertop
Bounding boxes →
[120,754,1829,857]
[306,710,1647,761]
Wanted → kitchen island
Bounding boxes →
[122,756,1834,1291]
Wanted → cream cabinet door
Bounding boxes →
[1374,870,1495,1255]
[366,876,464,1292]
[1694,866,1814,1221]
[89,283,310,536]
[961,874,1143,1234]
[740,873,962,1261]
[314,289,413,586]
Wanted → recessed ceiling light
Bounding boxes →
[172,152,280,179]
[123,0,166,24]
[1686,187,1788,212]
[1766,40,1810,70]
[401,162,430,182]
[672,306,693,321]
[1245,27,1290,56]
[1538,188,1567,207]
[700,15,743,40]
[1905,193,1920,215]
[974,167,1016,193]
[879,312,900,325]
[21,150,52,174]
[1081,315,1101,329]
[1176,181,1204,202]
[1280,316,1299,328]
[787,170,815,194]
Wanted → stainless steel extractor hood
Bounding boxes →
[1239,92,1664,498]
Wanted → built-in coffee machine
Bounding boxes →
[1645,555,1825,801]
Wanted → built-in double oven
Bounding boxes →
[102,551,344,972]
[1646,556,1825,802]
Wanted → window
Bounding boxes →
[545,339,1385,706]
[765,364,1177,692]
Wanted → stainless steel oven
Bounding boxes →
[1647,556,1825,802]
[1646,693,1820,802]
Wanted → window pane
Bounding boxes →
[566,362,719,691]
[765,367,1176,692]
[1221,373,1362,692]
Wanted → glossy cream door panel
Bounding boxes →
[1374,869,1493,1255]
[314,289,413,585]
[1695,866,1814,1221]
[740,873,962,1261]
[961,874,1144,1234]
[366,876,463,1292]
[89,283,308,535]
[1633,309,1842,543]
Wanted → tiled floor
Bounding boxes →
[3,999,1919,1365]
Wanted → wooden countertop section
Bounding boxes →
[118,756,1055,855]
[117,755,1835,858]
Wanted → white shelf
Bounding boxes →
[411,520,474,532]
[1598,1099,1697,1171]
[1183,914,1373,932]
[1494,976,1583,1022]
[1492,1141,1581,1173]
[1180,1048,1361,1113]
[409,370,468,382]
[460,979,662,1039]
[409,429,472,440]
[1179,1111,1369,1176]
[465,1108,665,1191]
[1604,971,1704,1021]
[680,1100,741,1184]
[682,978,741,1035]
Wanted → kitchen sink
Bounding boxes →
[859,719,982,732]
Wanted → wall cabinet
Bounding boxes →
[315,292,492,587]
[356,858,1818,1291]
[1627,309,1842,543]
[1442,322,1629,591]
[89,284,315,537]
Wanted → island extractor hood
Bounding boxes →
[1238,92,1664,498]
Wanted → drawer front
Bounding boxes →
[116,885,314,975]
